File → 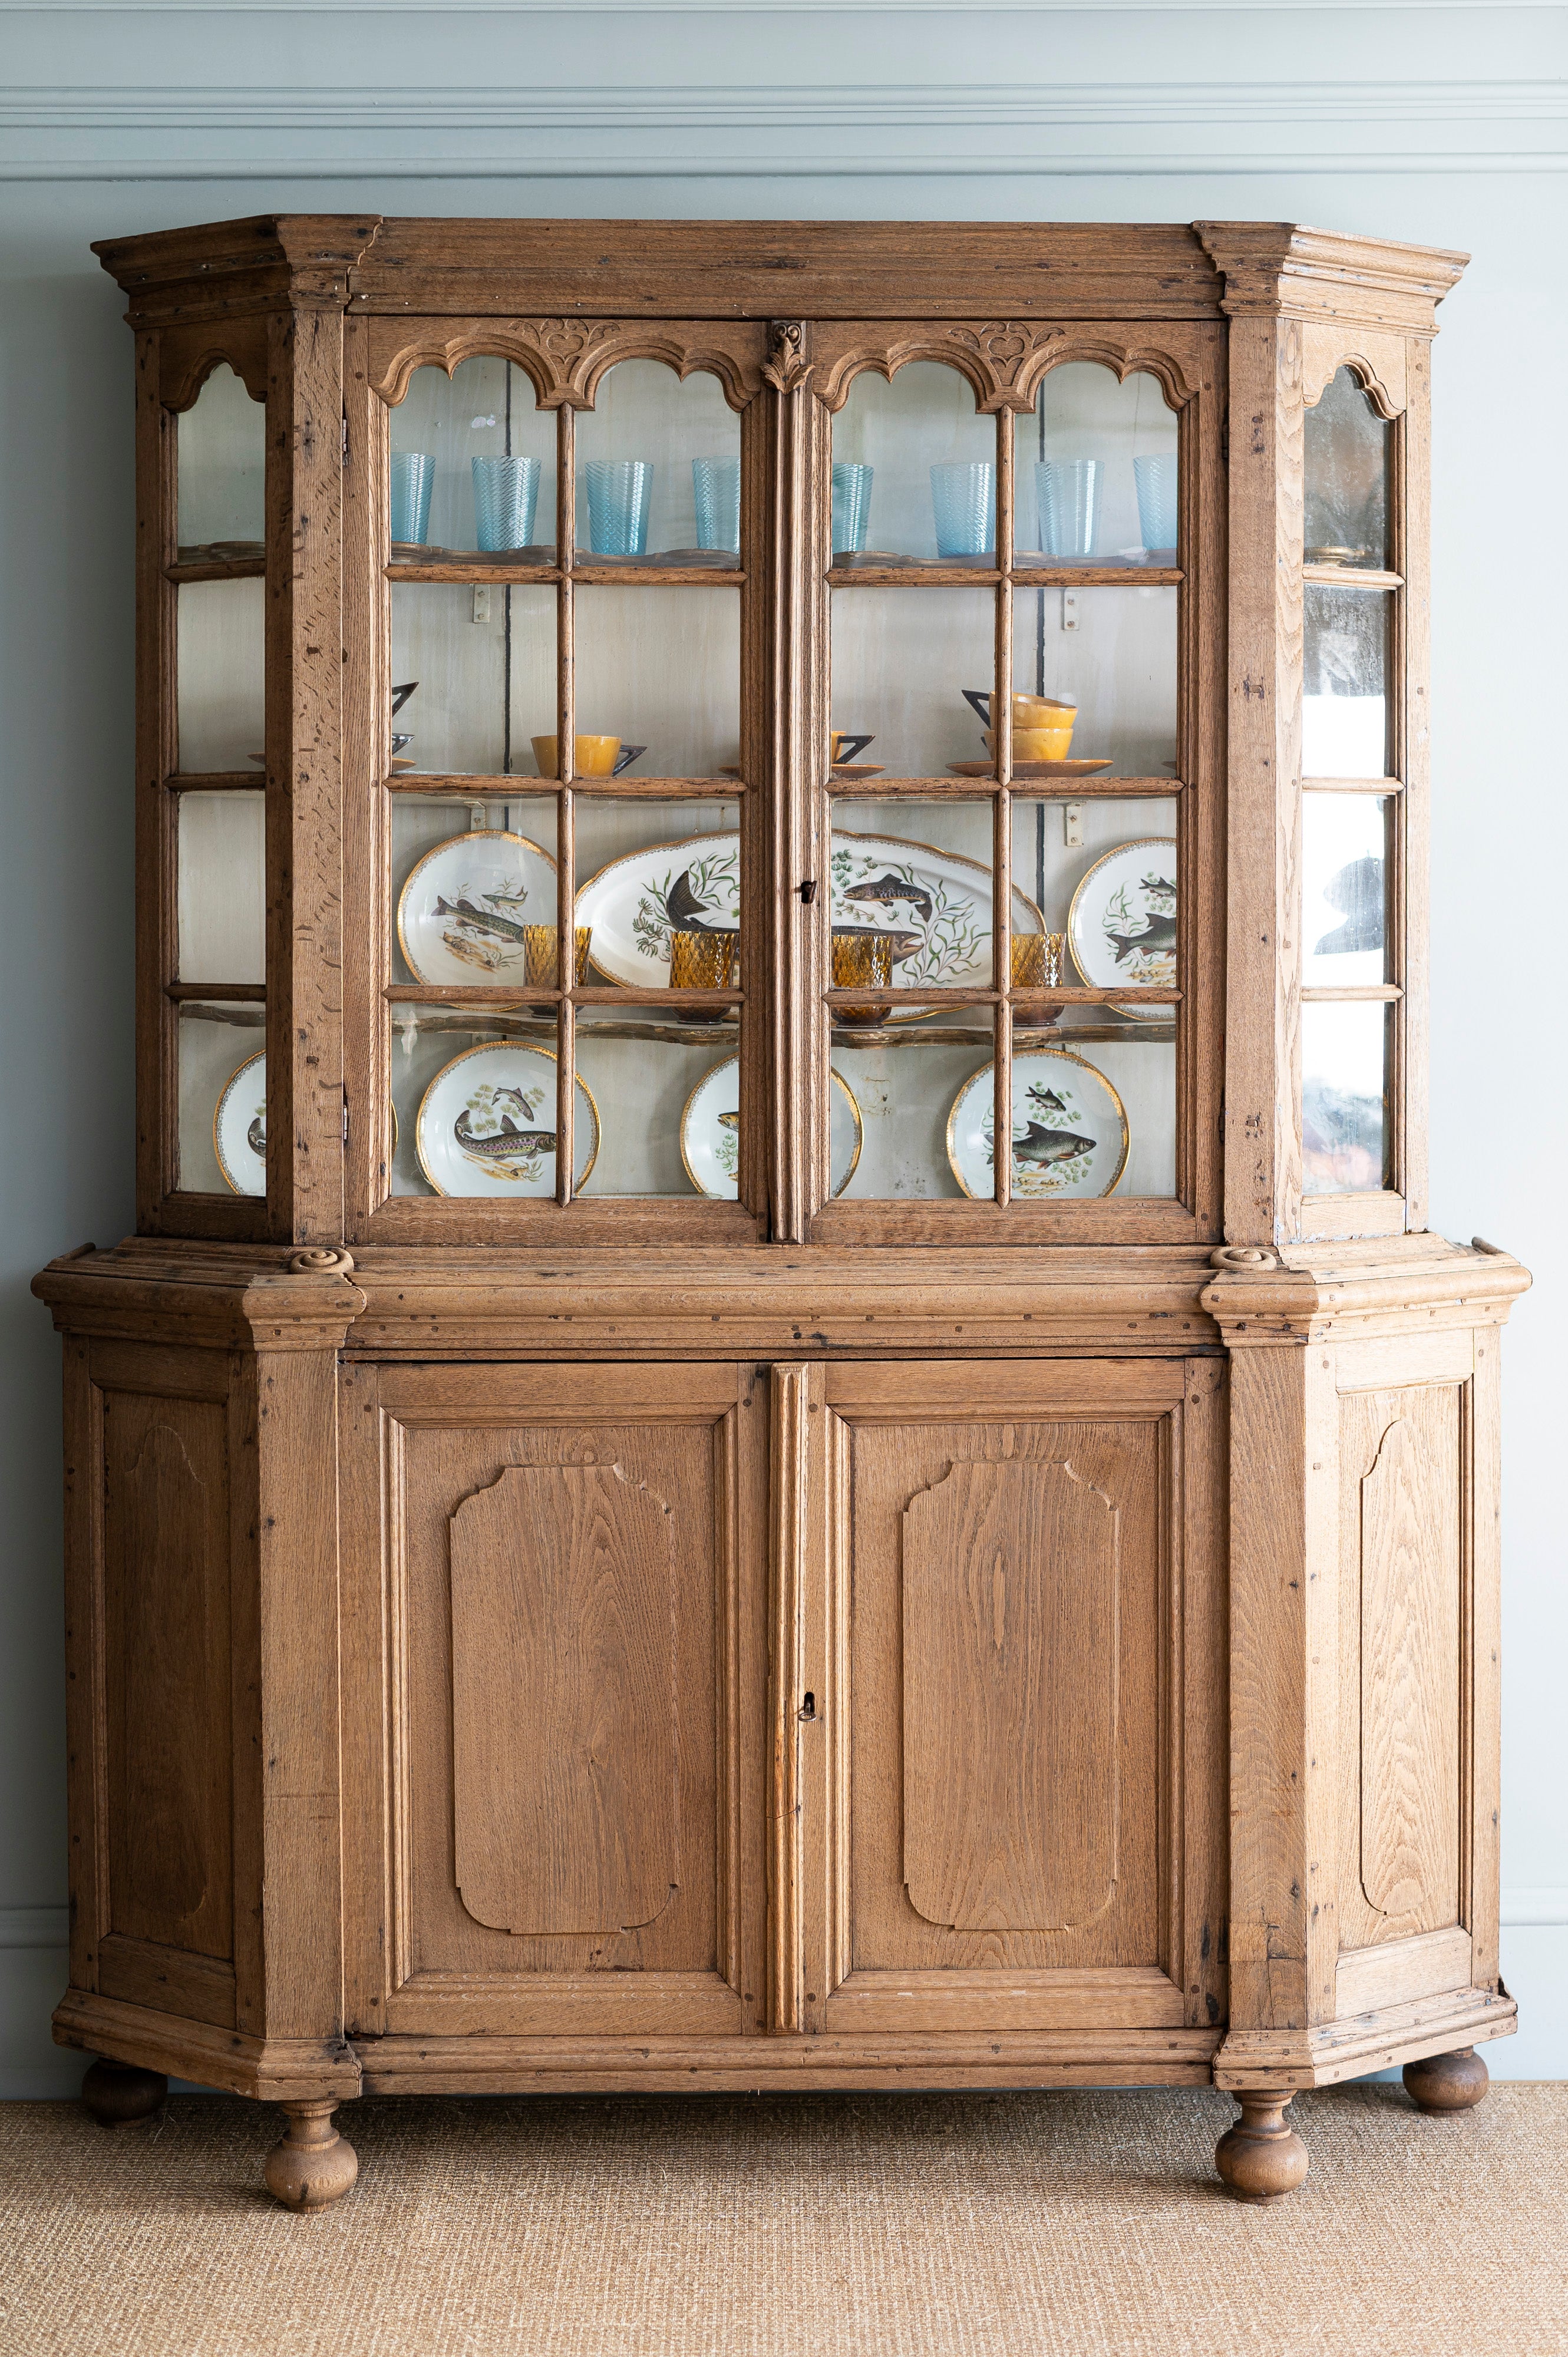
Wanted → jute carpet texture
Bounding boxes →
[2,2085,1566,2356]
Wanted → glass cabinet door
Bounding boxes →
[367,351,755,1233]
[815,351,1199,1236]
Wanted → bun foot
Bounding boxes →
[1404,2045,1490,2114]
[1215,2088,1309,2202]
[263,2100,358,2212]
[82,2057,167,2127]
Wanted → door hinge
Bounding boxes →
[342,1090,350,1143]
[342,415,349,468]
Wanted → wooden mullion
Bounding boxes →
[136,330,180,1226]
[342,309,388,1236]
[555,401,576,1207]
[167,772,265,793]
[993,407,1015,1209]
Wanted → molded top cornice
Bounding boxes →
[93,212,384,322]
[1194,220,1469,332]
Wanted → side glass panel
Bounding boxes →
[390,357,554,558]
[389,583,555,777]
[574,361,740,561]
[1304,366,1390,572]
[179,1000,265,1194]
[1011,586,1177,779]
[176,579,264,773]
[1303,794,1390,988]
[1303,583,1391,778]
[178,791,265,983]
[1012,364,1179,566]
[1302,1001,1390,1193]
[830,362,993,565]
[176,363,264,557]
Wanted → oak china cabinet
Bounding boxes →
[35,215,1528,2209]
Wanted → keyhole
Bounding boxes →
[799,1692,817,1721]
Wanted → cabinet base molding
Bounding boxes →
[1214,1983,1516,2092]
[53,1990,362,2104]
[352,2028,1224,2097]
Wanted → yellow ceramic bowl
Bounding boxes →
[985,722,1076,762]
[531,733,620,779]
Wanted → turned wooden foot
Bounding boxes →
[1403,2045,1490,2113]
[81,2057,167,2127]
[1215,2088,1309,2202]
[263,2101,358,2212]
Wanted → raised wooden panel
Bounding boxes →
[903,1460,1118,1934]
[450,1464,679,1938]
[101,1393,232,1965]
[1338,1383,1462,1956]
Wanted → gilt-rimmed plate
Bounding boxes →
[575,833,742,988]
[415,1043,598,1197]
[946,1048,1128,1200]
[1067,837,1177,1020]
[397,829,557,991]
[681,1057,862,1200]
[214,1051,268,1195]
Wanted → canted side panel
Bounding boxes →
[1337,1382,1463,1963]
[385,1387,746,2037]
[100,1388,235,2004]
[837,1408,1168,2026]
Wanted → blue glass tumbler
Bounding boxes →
[1036,460,1102,560]
[1133,454,1178,555]
[930,461,995,557]
[471,455,540,552]
[390,451,435,546]
[585,460,653,557]
[691,457,741,553]
[831,461,873,555]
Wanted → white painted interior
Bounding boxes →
[0,1,1563,2092]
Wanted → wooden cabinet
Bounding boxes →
[36,215,1529,2207]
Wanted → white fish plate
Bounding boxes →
[1067,837,1177,1020]
[575,833,741,989]
[398,828,557,990]
[946,1047,1128,1200]
[214,1050,267,1196]
[681,1057,863,1201]
[415,1043,599,1197]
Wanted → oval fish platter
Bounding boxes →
[415,1044,599,1198]
[681,1056,863,1200]
[397,829,557,991]
[574,833,742,989]
[946,1048,1129,1201]
[1068,837,1177,1020]
[214,1051,268,1196]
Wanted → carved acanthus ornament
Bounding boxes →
[762,320,811,394]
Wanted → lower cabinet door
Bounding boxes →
[791,1359,1227,2041]
[341,1361,768,2042]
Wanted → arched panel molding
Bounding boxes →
[368,317,767,413]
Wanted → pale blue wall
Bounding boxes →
[2,2,1564,2091]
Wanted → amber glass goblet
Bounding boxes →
[522,924,592,992]
[669,927,738,1021]
[831,928,896,1025]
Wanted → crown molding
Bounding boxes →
[3,78,1566,180]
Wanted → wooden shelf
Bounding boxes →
[1303,564,1402,589]
[828,565,1182,590]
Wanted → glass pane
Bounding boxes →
[1011,587,1177,779]
[179,999,265,1193]
[830,795,996,990]
[830,362,995,564]
[1304,366,1390,572]
[392,793,559,991]
[832,1026,991,1200]
[574,589,739,777]
[1303,585,1390,778]
[389,1002,595,1197]
[179,791,264,983]
[390,583,554,776]
[389,356,554,557]
[1303,795,1390,986]
[576,795,742,996]
[575,361,741,560]
[576,1021,741,1197]
[1302,1000,1390,1193]
[831,588,993,779]
[1012,363,1178,565]
[176,579,263,772]
[177,363,264,556]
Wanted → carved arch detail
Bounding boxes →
[159,325,269,412]
[369,317,768,412]
[1302,322,1408,418]
[812,322,1194,415]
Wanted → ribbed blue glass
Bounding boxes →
[471,455,540,552]
[389,451,435,546]
[930,461,995,558]
[830,461,873,554]
[1133,454,1179,556]
[691,457,741,553]
[585,460,653,556]
[1036,460,1102,560]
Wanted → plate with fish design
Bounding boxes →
[1067,837,1177,1021]
[829,830,1042,1004]
[214,1050,268,1195]
[397,830,557,992]
[946,1048,1128,1200]
[415,1043,599,1197]
[681,1056,863,1201]
[574,833,742,989]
